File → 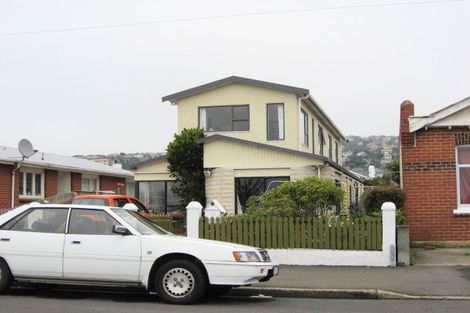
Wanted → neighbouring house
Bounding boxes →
[399,97,470,243]
[0,146,134,209]
[132,76,363,214]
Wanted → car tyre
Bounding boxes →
[154,259,207,305]
[0,260,12,293]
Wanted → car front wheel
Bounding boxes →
[0,260,12,293]
[154,259,207,304]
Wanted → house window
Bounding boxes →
[318,126,325,156]
[82,175,99,192]
[312,119,315,154]
[267,103,285,140]
[235,176,290,214]
[457,146,470,208]
[137,181,181,214]
[335,141,339,163]
[328,135,333,160]
[18,168,44,198]
[199,105,249,132]
[300,109,308,146]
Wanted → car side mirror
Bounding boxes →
[113,225,129,235]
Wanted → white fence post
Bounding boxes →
[186,201,203,239]
[381,202,397,267]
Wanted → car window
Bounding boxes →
[72,198,108,206]
[113,198,129,208]
[69,209,120,235]
[0,208,68,234]
[112,209,169,235]
[130,199,147,212]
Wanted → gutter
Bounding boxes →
[298,95,309,150]
[11,162,21,208]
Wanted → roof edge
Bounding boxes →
[198,135,362,182]
[162,76,309,103]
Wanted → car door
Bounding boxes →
[0,207,68,278]
[63,208,141,282]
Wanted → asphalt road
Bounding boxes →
[0,288,469,313]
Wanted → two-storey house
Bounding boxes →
[132,76,363,214]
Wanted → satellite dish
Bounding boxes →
[18,139,35,158]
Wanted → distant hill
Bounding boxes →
[342,135,398,176]
[73,152,163,170]
[75,135,399,175]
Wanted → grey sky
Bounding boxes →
[1,0,469,155]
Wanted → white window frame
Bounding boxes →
[19,167,44,199]
[454,145,470,215]
[300,109,308,146]
[81,174,100,192]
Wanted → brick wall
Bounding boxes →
[71,172,82,191]
[0,164,19,209]
[100,175,126,194]
[44,169,58,198]
[400,101,470,241]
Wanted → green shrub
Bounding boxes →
[245,176,343,218]
[166,128,206,208]
[361,186,405,215]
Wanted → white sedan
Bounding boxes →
[0,204,279,304]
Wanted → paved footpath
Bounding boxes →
[253,265,470,297]
[232,248,470,299]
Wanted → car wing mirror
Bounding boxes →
[113,225,130,235]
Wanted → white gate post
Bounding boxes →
[381,202,397,266]
[186,201,203,239]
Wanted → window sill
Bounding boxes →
[19,195,44,201]
[453,207,470,215]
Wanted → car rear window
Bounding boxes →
[72,198,108,206]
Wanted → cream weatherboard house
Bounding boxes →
[132,76,363,215]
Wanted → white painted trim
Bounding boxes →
[409,97,470,132]
[456,145,470,209]
[266,249,388,267]
[453,207,470,215]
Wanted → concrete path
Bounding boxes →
[233,248,470,300]
[414,248,470,266]
[257,265,470,297]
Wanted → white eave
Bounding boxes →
[408,97,470,133]
[0,146,133,178]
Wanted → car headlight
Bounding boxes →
[233,251,261,262]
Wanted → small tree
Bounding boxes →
[245,176,343,218]
[361,186,405,215]
[166,128,206,208]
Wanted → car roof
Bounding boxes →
[74,194,134,200]
[23,203,120,210]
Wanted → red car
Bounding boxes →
[72,195,149,213]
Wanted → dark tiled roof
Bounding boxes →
[162,76,309,102]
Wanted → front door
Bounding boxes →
[63,208,141,282]
[0,207,68,278]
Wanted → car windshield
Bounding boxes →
[72,198,108,206]
[112,209,171,236]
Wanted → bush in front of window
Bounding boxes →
[166,128,206,209]
[245,176,343,218]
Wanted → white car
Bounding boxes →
[0,204,279,304]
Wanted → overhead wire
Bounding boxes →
[0,0,465,37]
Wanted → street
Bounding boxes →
[0,288,468,313]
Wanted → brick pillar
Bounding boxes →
[399,100,415,148]
[44,170,58,198]
[71,172,82,192]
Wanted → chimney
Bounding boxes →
[399,100,415,148]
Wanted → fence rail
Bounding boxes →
[199,216,382,250]
[143,214,174,232]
